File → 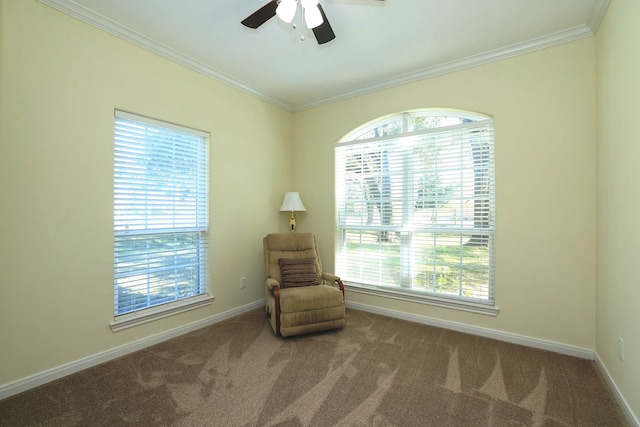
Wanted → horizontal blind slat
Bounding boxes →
[335,113,494,305]
[114,111,209,317]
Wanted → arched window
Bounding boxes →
[335,110,496,313]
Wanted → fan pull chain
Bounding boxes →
[292,21,306,41]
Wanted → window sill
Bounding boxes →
[344,283,499,317]
[110,295,214,332]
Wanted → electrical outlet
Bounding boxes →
[240,277,247,289]
[618,337,624,361]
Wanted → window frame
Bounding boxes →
[335,110,498,316]
[110,110,213,331]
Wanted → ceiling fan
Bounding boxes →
[241,0,385,45]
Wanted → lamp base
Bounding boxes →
[289,212,296,232]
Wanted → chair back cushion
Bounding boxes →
[264,233,323,285]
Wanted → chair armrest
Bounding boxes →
[321,272,345,293]
[266,277,281,290]
[265,277,282,334]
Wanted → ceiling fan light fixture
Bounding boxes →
[276,0,297,23]
[304,5,323,29]
[243,0,334,43]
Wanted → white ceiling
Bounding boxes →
[40,0,610,112]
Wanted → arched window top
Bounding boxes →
[334,108,496,314]
[341,109,491,143]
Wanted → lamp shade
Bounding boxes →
[276,0,297,23]
[304,5,323,29]
[280,192,307,212]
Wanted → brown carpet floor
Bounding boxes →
[0,308,628,426]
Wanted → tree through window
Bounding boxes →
[335,110,495,308]
[113,111,209,318]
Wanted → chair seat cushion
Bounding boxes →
[279,284,343,313]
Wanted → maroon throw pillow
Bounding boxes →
[278,258,319,288]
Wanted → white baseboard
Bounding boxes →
[594,353,640,427]
[347,301,639,426]
[4,298,637,427]
[346,301,594,359]
[0,300,264,401]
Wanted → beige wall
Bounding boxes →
[596,0,640,418]
[0,0,292,385]
[293,38,597,348]
[3,1,637,418]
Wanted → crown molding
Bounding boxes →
[37,0,293,111]
[39,0,610,113]
[294,24,596,112]
[586,0,611,34]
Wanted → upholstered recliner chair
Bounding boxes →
[263,233,345,337]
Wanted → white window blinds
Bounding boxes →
[336,118,495,306]
[114,111,209,316]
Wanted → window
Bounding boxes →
[112,111,211,330]
[335,110,497,315]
